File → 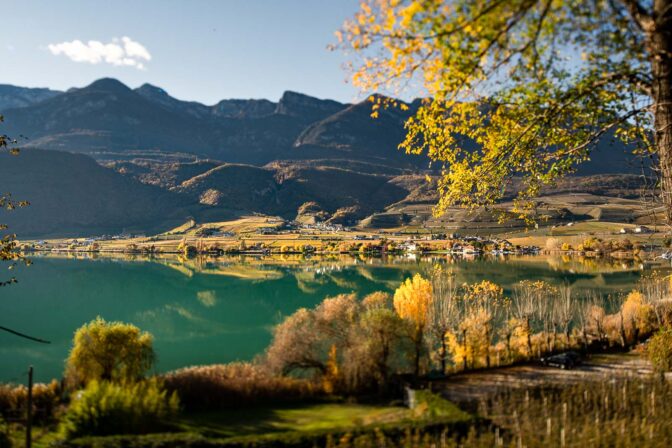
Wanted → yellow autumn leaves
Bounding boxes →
[337,0,653,222]
[393,273,433,329]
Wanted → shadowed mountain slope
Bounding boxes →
[0,149,213,237]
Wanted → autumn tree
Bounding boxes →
[462,280,504,368]
[512,281,539,356]
[266,292,407,393]
[266,307,326,375]
[340,0,672,223]
[621,290,656,343]
[266,294,369,392]
[553,284,575,348]
[65,317,155,387]
[394,273,433,376]
[427,266,460,373]
[357,292,405,391]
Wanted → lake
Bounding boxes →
[0,253,660,382]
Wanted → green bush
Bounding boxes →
[648,325,672,373]
[65,317,154,387]
[59,379,179,439]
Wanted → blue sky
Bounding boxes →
[1,0,368,104]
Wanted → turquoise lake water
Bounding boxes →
[0,253,656,382]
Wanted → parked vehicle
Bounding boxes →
[540,351,582,370]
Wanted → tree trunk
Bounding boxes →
[652,0,672,224]
[440,336,447,374]
[485,326,491,368]
[413,330,423,378]
[462,329,468,371]
[506,333,512,363]
[526,318,533,358]
[619,312,628,348]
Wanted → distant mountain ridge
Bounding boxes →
[1,78,367,166]
[0,78,654,237]
[0,84,62,111]
[0,78,643,174]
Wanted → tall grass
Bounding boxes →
[162,362,322,410]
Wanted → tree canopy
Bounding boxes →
[65,317,155,386]
[340,0,672,222]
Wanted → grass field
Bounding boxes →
[8,396,471,447]
[175,403,417,438]
[506,221,664,247]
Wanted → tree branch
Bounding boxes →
[0,325,50,344]
[617,0,654,32]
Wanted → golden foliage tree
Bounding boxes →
[65,317,155,386]
[394,273,433,376]
[445,280,504,369]
[340,0,672,223]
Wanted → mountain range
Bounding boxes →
[0,78,650,237]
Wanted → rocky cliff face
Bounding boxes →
[274,91,346,121]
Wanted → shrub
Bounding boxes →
[59,379,178,439]
[65,317,155,387]
[545,238,561,251]
[617,238,634,251]
[124,243,138,253]
[561,242,572,251]
[162,363,319,411]
[0,380,62,424]
[647,326,672,373]
[177,240,197,257]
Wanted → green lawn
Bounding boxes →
[8,395,473,446]
[174,397,471,438]
[175,403,410,438]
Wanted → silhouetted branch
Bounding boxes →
[0,326,50,344]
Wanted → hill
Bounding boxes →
[0,149,223,237]
[174,161,410,224]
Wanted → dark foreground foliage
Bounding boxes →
[53,376,672,448]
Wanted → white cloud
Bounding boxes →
[47,37,151,70]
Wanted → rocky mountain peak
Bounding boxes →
[275,91,346,121]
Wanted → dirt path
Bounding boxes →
[431,352,661,404]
